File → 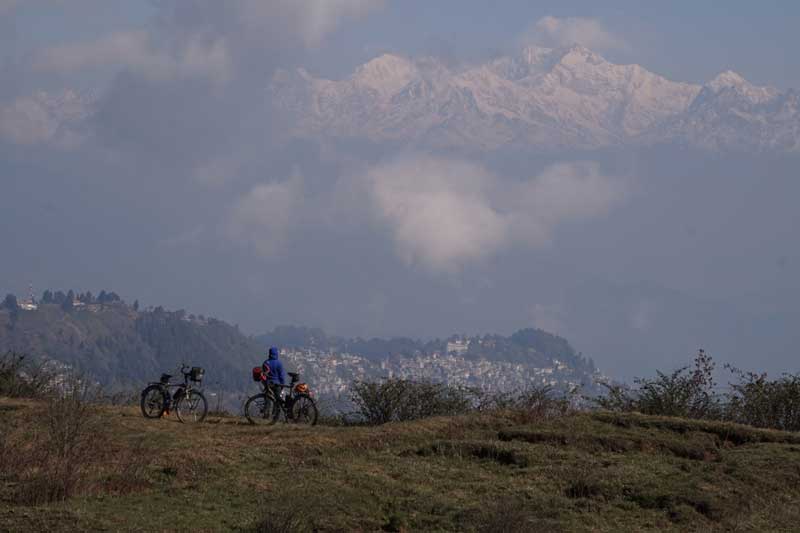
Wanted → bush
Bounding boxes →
[593,350,800,433]
[349,379,574,426]
[725,368,800,431]
[477,385,574,423]
[350,379,477,425]
[17,376,108,503]
[0,351,50,398]
[594,350,722,420]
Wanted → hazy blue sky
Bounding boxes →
[2,1,799,379]
[6,1,800,88]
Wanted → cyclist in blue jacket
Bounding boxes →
[263,346,286,401]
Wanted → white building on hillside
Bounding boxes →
[446,338,470,355]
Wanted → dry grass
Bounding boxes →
[2,398,800,531]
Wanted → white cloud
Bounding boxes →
[33,30,232,83]
[507,161,629,247]
[227,173,303,257]
[364,156,508,271]
[0,95,57,145]
[295,0,384,46]
[362,155,627,272]
[0,90,88,147]
[523,16,628,52]
[238,0,384,47]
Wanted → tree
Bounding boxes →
[62,290,75,312]
[133,300,139,312]
[41,290,53,304]
[2,294,18,311]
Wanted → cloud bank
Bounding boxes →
[362,156,628,272]
[522,16,628,51]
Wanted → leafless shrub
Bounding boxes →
[0,351,50,398]
[350,379,575,426]
[478,385,574,423]
[725,367,800,431]
[594,350,722,420]
[350,379,477,425]
[15,376,107,503]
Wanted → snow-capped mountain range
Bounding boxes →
[270,45,800,152]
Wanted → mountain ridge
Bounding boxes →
[0,292,600,401]
[269,45,799,152]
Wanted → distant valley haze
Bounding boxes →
[2,1,799,381]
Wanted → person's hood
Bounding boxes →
[268,347,279,360]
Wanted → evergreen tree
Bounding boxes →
[133,300,139,311]
[2,294,18,311]
[62,290,75,312]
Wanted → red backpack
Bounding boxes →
[252,364,270,382]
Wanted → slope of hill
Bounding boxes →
[0,296,600,402]
[0,302,262,395]
[2,397,800,531]
[270,45,800,152]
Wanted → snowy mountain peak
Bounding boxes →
[352,54,417,94]
[554,44,606,66]
[519,45,553,66]
[269,46,800,153]
[705,70,779,104]
[709,70,748,90]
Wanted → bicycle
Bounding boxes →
[244,370,318,426]
[140,364,208,423]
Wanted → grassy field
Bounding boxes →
[2,398,800,532]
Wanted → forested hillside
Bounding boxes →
[1,291,599,402]
[0,297,262,394]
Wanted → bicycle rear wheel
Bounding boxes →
[140,385,167,419]
[244,393,278,425]
[176,390,208,423]
[290,394,318,426]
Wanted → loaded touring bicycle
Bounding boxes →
[140,364,208,423]
[245,365,318,426]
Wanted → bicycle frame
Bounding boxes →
[149,367,201,404]
[260,375,309,420]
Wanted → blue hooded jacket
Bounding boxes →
[263,346,286,385]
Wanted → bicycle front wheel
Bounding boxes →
[244,393,278,425]
[290,394,318,426]
[140,384,167,419]
[176,390,208,423]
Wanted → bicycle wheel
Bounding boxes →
[176,389,208,423]
[244,393,279,425]
[290,394,318,426]
[140,385,167,419]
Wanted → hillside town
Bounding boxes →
[281,346,603,399]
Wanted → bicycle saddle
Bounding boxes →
[288,372,299,381]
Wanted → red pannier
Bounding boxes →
[252,364,270,382]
